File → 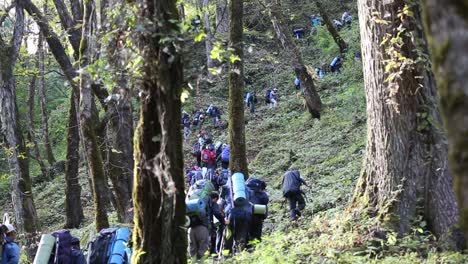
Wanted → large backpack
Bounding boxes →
[265,89,272,104]
[281,170,302,197]
[186,179,215,226]
[221,146,230,162]
[87,228,131,264]
[48,230,85,264]
[246,178,267,192]
[201,149,211,163]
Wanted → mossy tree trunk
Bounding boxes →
[266,0,322,118]
[131,0,187,262]
[0,2,38,233]
[352,0,461,246]
[78,0,109,232]
[64,89,84,228]
[314,0,347,55]
[228,0,249,178]
[422,0,468,245]
[216,0,229,34]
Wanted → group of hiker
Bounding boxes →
[297,11,353,38]
[182,104,223,141]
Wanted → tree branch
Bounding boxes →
[0,3,16,25]
[53,0,81,54]
[11,3,24,65]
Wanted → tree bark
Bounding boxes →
[228,0,249,178]
[422,0,468,245]
[266,0,322,118]
[202,0,215,80]
[37,34,56,165]
[26,59,47,177]
[0,2,38,233]
[314,0,347,54]
[78,0,109,232]
[131,0,187,261]
[215,0,229,34]
[64,89,84,228]
[106,89,133,223]
[352,0,461,247]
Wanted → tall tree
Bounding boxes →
[352,0,461,246]
[78,0,110,231]
[215,0,229,34]
[202,0,215,80]
[228,0,249,177]
[38,24,56,166]
[265,0,322,118]
[422,0,468,244]
[0,2,38,232]
[314,0,347,54]
[131,0,187,261]
[26,54,47,177]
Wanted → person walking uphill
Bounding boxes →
[282,170,308,221]
[2,224,20,264]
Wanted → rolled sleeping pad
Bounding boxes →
[232,173,247,204]
[330,57,339,67]
[108,228,131,264]
[253,204,267,215]
[33,234,55,264]
[202,167,207,178]
[186,199,206,216]
[185,216,191,227]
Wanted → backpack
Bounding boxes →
[203,134,213,145]
[48,230,86,264]
[246,178,267,192]
[201,149,211,163]
[281,170,302,197]
[87,228,131,264]
[245,92,251,104]
[191,142,201,156]
[221,147,230,162]
[186,179,215,226]
[265,89,271,104]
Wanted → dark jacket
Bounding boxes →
[281,170,306,196]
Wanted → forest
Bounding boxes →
[0,0,468,263]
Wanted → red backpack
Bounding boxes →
[201,149,211,163]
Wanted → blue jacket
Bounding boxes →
[2,237,20,264]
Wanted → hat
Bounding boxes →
[4,224,15,233]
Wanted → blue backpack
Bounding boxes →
[221,146,230,162]
[87,228,131,264]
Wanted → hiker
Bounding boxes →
[245,92,252,107]
[192,15,201,32]
[330,57,344,75]
[1,224,19,264]
[188,191,224,260]
[182,111,191,141]
[206,104,221,127]
[333,19,343,30]
[209,192,224,255]
[294,77,300,90]
[193,110,204,129]
[247,92,257,113]
[269,89,278,108]
[310,15,322,27]
[247,178,269,242]
[315,67,325,79]
[281,170,308,221]
[220,144,230,169]
[342,11,352,26]
[293,28,305,39]
[201,145,216,169]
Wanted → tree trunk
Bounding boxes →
[202,0,214,80]
[64,89,84,228]
[179,3,185,20]
[26,59,47,177]
[215,0,229,34]
[37,33,56,165]
[0,3,38,233]
[422,0,468,245]
[131,0,187,261]
[228,0,249,177]
[266,0,322,118]
[352,0,461,247]
[106,89,133,223]
[315,0,347,54]
[78,0,109,232]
